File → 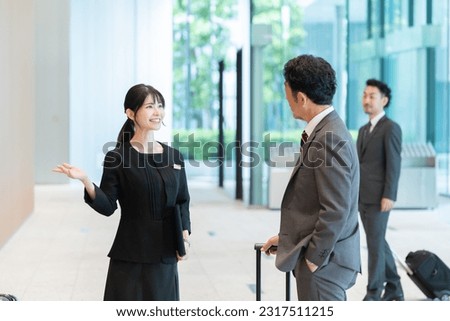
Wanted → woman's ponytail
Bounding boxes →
[116,118,134,148]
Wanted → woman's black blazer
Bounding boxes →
[84,142,191,264]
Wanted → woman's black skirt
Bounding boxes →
[103,259,179,301]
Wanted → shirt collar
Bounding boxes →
[370,110,385,128]
[304,106,335,137]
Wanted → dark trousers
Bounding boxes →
[359,203,401,294]
[103,259,179,301]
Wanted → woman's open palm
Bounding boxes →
[53,163,87,181]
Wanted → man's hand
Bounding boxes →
[260,235,279,256]
[381,197,395,212]
[305,258,318,272]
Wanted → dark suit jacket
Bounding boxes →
[356,116,402,204]
[276,111,361,274]
[84,142,191,264]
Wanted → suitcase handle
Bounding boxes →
[391,250,414,275]
[254,243,291,301]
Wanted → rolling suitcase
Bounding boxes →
[254,243,291,301]
[405,250,450,300]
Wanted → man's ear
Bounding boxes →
[298,92,308,105]
[125,108,135,120]
[381,96,389,108]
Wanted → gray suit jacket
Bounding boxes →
[275,111,361,274]
[356,116,402,204]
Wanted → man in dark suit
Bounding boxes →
[357,79,403,301]
[261,55,361,301]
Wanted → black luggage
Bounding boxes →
[0,293,17,301]
[405,250,450,300]
[254,243,291,301]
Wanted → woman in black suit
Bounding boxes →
[54,84,191,301]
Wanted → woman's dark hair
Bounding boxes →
[283,54,336,105]
[366,78,392,108]
[116,84,165,146]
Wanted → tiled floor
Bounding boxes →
[0,180,449,301]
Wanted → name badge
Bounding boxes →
[173,164,181,170]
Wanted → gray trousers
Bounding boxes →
[294,258,358,301]
[359,203,401,293]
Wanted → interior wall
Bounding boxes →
[35,0,70,184]
[0,0,35,247]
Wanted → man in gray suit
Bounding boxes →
[357,79,403,301]
[261,55,361,301]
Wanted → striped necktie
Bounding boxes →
[301,130,308,148]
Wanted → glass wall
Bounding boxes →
[383,49,427,144]
[172,0,241,184]
[433,0,450,195]
[348,0,450,197]
[251,0,348,135]
[250,0,348,206]
[173,0,450,203]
